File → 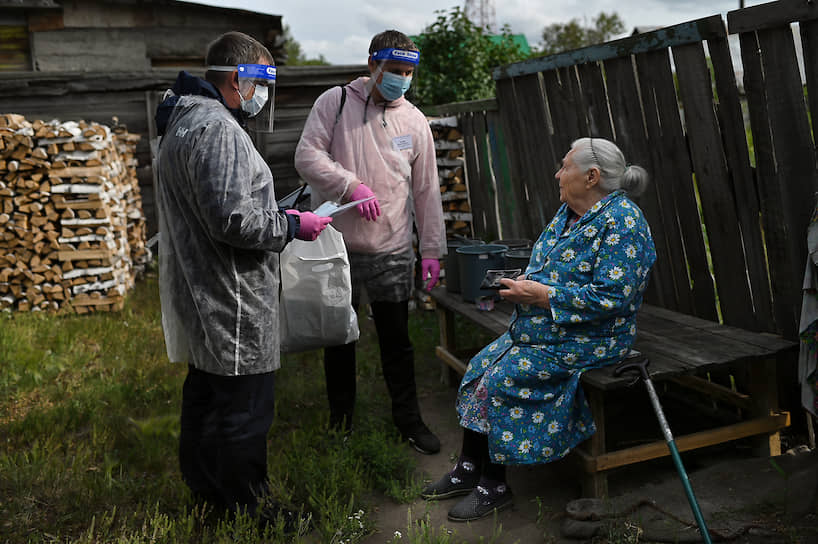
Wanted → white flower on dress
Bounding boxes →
[546,238,557,246]
[608,267,624,280]
[548,421,561,434]
[546,286,556,297]
[491,396,503,407]
[481,358,490,368]
[537,370,551,380]
[555,394,565,406]
[520,333,530,343]
[531,316,544,324]
[623,285,632,297]
[503,377,515,387]
[591,201,602,212]
[510,346,520,355]
[561,249,576,262]
[518,357,531,370]
[605,233,621,246]
[544,393,555,401]
[576,335,590,344]
[532,411,545,423]
[543,446,554,457]
[578,261,591,272]
[615,317,626,326]
[594,346,607,358]
[519,388,532,399]
[578,421,587,432]
[566,281,580,289]
[501,431,514,442]
[592,239,601,251]
[510,406,524,419]
[479,420,491,433]
[584,226,598,237]
[600,298,614,309]
[570,314,582,323]
[563,353,578,364]
[625,245,637,258]
[624,216,636,228]
[630,324,637,335]
[621,201,632,209]
[550,271,559,282]
[518,439,532,453]
[494,453,507,462]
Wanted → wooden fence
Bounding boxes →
[441,0,818,341]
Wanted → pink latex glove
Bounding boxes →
[421,258,440,292]
[349,183,381,221]
[285,209,332,241]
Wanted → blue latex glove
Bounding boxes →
[349,183,381,221]
[421,258,440,292]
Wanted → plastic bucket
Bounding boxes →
[445,238,482,293]
[491,238,533,250]
[456,244,508,302]
[505,248,532,272]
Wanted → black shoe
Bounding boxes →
[400,421,441,454]
[420,470,478,500]
[447,484,513,522]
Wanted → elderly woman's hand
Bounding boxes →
[498,277,551,309]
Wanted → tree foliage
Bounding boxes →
[412,7,529,107]
[282,24,329,66]
[538,12,625,56]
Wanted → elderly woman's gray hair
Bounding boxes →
[570,137,649,197]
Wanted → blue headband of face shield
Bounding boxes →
[208,64,276,81]
[370,48,420,65]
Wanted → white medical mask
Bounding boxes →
[377,72,412,102]
[238,84,268,117]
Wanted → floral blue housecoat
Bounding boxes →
[457,190,656,465]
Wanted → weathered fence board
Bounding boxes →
[673,41,757,330]
[709,32,775,332]
[576,62,613,140]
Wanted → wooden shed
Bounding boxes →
[0,0,368,235]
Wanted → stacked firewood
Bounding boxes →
[0,113,147,313]
[430,116,472,237]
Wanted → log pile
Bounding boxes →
[430,116,472,237]
[0,113,148,314]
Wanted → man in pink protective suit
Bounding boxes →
[295,29,445,454]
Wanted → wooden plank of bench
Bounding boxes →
[670,375,755,410]
[574,411,791,472]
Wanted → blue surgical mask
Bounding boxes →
[377,72,412,102]
[238,84,268,117]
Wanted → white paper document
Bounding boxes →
[313,197,375,217]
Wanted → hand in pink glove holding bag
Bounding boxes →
[349,183,381,221]
[285,209,332,241]
[421,258,440,292]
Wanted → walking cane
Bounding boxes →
[613,358,713,544]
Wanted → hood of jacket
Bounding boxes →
[155,71,243,136]
[346,76,410,126]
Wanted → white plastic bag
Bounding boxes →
[279,225,359,353]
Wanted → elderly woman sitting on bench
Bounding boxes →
[421,137,657,521]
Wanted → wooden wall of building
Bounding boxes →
[0,65,368,235]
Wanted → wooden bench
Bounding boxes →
[429,286,796,498]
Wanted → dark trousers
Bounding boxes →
[179,364,276,514]
[323,300,421,430]
[462,427,507,482]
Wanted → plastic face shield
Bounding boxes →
[367,48,420,98]
[209,63,277,133]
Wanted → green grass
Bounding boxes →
[0,267,496,544]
